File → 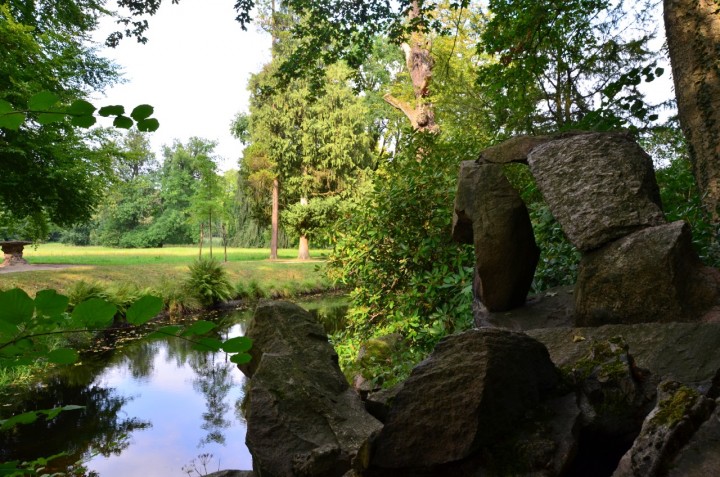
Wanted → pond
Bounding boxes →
[0,296,348,476]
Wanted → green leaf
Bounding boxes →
[1,411,39,430]
[113,115,134,129]
[136,117,160,132]
[98,105,125,117]
[0,111,26,130]
[28,91,59,110]
[130,104,154,121]
[181,320,216,336]
[230,353,252,365]
[43,405,84,421]
[221,336,253,353]
[0,289,34,325]
[66,99,96,116]
[71,298,117,327]
[70,114,97,128]
[0,99,13,114]
[46,348,79,365]
[191,337,222,352]
[34,290,69,317]
[126,295,163,325]
[37,112,67,125]
[655,67,664,77]
[148,325,183,338]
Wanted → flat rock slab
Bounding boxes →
[528,322,720,386]
[528,132,665,251]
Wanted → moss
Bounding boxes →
[567,337,629,383]
[650,385,699,427]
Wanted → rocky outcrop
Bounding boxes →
[527,132,665,252]
[239,301,382,477]
[453,160,539,311]
[367,328,559,471]
[612,381,716,477]
[574,221,720,325]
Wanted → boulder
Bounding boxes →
[574,221,720,326]
[612,381,716,477]
[368,328,559,470]
[453,160,540,311]
[240,301,382,477]
[527,132,665,252]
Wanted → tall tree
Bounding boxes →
[664,0,720,222]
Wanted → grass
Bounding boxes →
[2,244,334,298]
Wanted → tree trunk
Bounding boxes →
[199,223,204,258]
[664,0,720,221]
[209,211,213,258]
[270,178,279,260]
[298,197,310,260]
[383,1,438,133]
[222,222,228,263]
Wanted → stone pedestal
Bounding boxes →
[0,241,31,267]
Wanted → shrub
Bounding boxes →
[185,257,234,306]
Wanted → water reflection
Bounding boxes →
[0,297,348,476]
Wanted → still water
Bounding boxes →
[0,296,347,476]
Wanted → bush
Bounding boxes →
[185,257,234,306]
[327,135,476,380]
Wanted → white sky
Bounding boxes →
[92,0,272,172]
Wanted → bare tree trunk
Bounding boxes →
[270,178,279,260]
[664,0,720,222]
[222,222,228,263]
[383,0,438,133]
[209,210,213,259]
[199,223,204,258]
[297,197,310,260]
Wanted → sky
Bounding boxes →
[92,0,272,172]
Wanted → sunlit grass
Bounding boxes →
[2,244,334,297]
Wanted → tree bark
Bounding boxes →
[270,178,279,260]
[297,197,310,260]
[199,223,204,258]
[383,1,438,133]
[664,0,720,221]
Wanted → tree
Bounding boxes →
[0,3,120,240]
[664,0,720,222]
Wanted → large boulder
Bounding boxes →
[240,301,383,477]
[574,221,720,326]
[367,328,559,471]
[453,160,539,311]
[527,132,665,252]
[667,399,720,476]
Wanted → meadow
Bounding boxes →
[1,243,334,298]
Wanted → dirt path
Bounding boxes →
[0,263,85,274]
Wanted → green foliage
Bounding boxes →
[185,258,235,307]
[327,135,476,370]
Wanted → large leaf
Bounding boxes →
[47,348,79,365]
[0,411,39,430]
[98,105,125,117]
[0,99,12,114]
[0,111,25,130]
[230,353,252,365]
[191,337,222,352]
[136,117,160,132]
[28,91,59,110]
[113,115,134,129]
[0,289,34,325]
[66,99,96,116]
[37,111,67,125]
[71,298,117,327]
[126,295,163,325]
[34,290,69,317]
[70,114,97,128]
[181,320,216,336]
[221,336,253,353]
[43,405,84,420]
[130,104,153,121]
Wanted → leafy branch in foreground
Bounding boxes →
[0,91,159,131]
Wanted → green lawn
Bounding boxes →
[2,244,334,298]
